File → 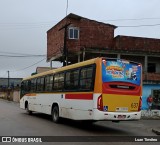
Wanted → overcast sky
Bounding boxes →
[0,0,160,78]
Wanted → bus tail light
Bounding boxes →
[97,95,103,111]
[138,97,142,111]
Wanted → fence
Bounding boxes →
[0,89,20,102]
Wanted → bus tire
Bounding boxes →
[52,106,60,123]
[26,103,32,115]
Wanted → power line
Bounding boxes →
[0,51,46,58]
[67,24,160,28]
[0,22,56,26]
[0,54,46,58]
[118,23,160,28]
[0,17,159,26]
[66,0,69,16]
[16,58,46,71]
[0,16,160,29]
[0,22,54,30]
[102,17,160,22]
[0,51,41,56]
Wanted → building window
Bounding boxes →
[69,27,79,39]
[148,63,156,73]
[152,89,160,109]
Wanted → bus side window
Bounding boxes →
[28,80,31,92]
[65,69,79,91]
[41,77,45,92]
[31,79,36,92]
[24,81,28,94]
[36,77,45,92]
[45,75,53,92]
[36,78,40,92]
[53,73,64,91]
[80,66,94,91]
[20,81,25,97]
[22,80,30,95]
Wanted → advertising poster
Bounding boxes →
[102,59,141,86]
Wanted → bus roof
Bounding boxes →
[22,57,101,81]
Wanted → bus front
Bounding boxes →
[96,58,142,121]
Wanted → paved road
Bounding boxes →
[0,99,160,145]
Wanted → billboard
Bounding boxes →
[102,59,141,86]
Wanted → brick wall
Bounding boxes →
[47,14,116,61]
[47,19,67,61]
[79,19,115,49]
[114,35,160,53]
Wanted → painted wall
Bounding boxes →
[142,84,160,110]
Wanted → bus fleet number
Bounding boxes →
[131,103,138,109]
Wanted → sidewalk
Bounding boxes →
[141,110,160,135]
[141,110,160,119]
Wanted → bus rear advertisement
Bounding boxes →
[20,57,142,123]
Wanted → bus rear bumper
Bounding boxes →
[93,109,141,121]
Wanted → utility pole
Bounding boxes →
[7,70,10,100]
[59,23,71,66]
[7,70,10,88]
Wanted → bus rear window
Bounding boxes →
[102,59,141,86]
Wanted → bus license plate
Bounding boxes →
[118,115,126,119]
[116,107,128,112]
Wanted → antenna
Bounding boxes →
[66,0,69,16]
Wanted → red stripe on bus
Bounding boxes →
[65,94,93,100]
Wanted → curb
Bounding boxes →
[152,128,160,135]
[141,117,160,120]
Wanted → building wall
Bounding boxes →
[120,55,144,66]
[47,14,160,83]
[79,19,115,49]
[47,14,115,61]
[142,84,160,110]
[12,90,20,102]
[0,90,20,102]
[0,78,22,88]
[114,35,160,53]
[36,67,51,74]
[47,19,66,61]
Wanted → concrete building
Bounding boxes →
[47,13,116,64]
[0,78,22,88]
[47,13,160,110]
[36,67,51,74]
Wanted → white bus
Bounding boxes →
[20,57,142,123]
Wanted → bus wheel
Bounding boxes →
[52,106,60,123]
[26,103,32,115]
